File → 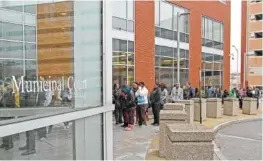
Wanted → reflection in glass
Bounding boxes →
[25,43,36,59]
[0,60,23,78]
[113,65,127,86]
[25,60,37,80]
[127,20,134,32]
[24,26,36,42]
[127,53,134,65]
[128,66,134,86]
[160,1,173,30]
[2,22,23,41]
[160,68,173,90]
[160,57,173,67]
[113,39,127,52]
[113,52,126,65]
[112,17,127,31]
[0,122,73,160]
[1,41,23,59]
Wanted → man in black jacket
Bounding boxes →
[150,83,161,126]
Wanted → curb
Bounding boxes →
[213,117,262,161]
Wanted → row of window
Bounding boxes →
[112,0,134,32]
[112,39,134,86]
[0,21,36,42]
[155,27,189,43]
[202,17,224,50]
[0,1,37,14]
[155,0,189,33]
[0,59,36,80]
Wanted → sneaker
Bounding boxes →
[124,127,132,131]
[19,146,28,151]
[21,150,36,156]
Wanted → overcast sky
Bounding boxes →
[231,0,242,74]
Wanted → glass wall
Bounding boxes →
[155,0,189,43]
[155,45,189,90]
[202,16,224,50]
[201,52,223,89]
[0,1,106,160]
[112,38,134,86]
[112,0,134,32]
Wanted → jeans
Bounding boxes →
[25,130,36,151]
[152,103,160,124]
[114,103,123,124]
[123,107,135,125]
[136,104,146,126]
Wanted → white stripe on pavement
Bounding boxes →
[218,133,262,142]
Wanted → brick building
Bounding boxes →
[112,0,231,91]
[241,0,262,89]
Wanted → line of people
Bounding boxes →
[112,81,197,131]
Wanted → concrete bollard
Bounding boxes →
[206,98,222,118]
[191,98,207,122]
[176,100,194,123]
[223,98,239,116]
[159,109,187,157]
[163,103,185,111]
[242,97,258,115]
[165,124,214,160]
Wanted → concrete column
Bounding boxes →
[165,124,214,160]
[242,97,257,115]
[206,98,222,118]
[223,98,239,116]
[191,98,207,122]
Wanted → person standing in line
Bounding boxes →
[186,82,195,100]
[215,88,222,98]
[171,82,183,102]
[160,83,168,110]
[112,83,123,125]
[135,82,148,127]
[132,82,139,125]
[206,83,216,98]
[150,83,161,126]
[120,85,136,131]
[229,88,237,98]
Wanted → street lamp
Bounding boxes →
[232,45,239,74]
[176,12,190,85]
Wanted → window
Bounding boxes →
[24,25,36,42]
[255,32,263,38]
[202,16,224,50]
[112,0,134,32]
[201,52,223,89]
[155,45,189,89]
[112,39,135,86]
[155,1,189,42]
[160,1,173,30]
[254,50,263,56]
[2,22,23,41]
[255,14,262,20]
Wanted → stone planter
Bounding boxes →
[176,100,194,123]
[242,97,257,115]
[159,109,187,157]
[191,98,207,122]
[206,98,222,118]
[223,98,239,116]
[165,124,214,160]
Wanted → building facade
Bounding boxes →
[0,0,230,160]
[241,0,262,89]
[112,0,230,91]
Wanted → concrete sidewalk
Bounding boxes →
[145,108,262,160]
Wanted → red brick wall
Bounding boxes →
[241,1,247,88]
[135,1,155,91]
[135,1,231,90]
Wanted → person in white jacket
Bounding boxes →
[135,82,148,127]
[171,82,183,102]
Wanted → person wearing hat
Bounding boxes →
[120,85,136,131]
[171,82,183,102]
